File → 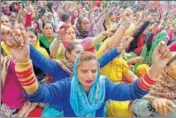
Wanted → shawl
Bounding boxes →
[169,41,176,52]
[145,71,176,101]
[55,59,73,76]
[70,53,105,117]
[1,56,41,117]
[75,16,94,39]
[134,31,168,73]
[149,31,168,64]
[39,34,55,48]
[1,56,11,90]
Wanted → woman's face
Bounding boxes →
[1,16,11,26]
[73,10,79,17]
[67,45,83,63]
[27,31,37,45]
[167,60,176,80]
[43,23,53,37]
[32,22,39,29]
[77,59,98,91]
[80,17,89,31]
[63,27,76,43]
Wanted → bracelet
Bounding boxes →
[147,70,159,82]
[16,67,33,77]
[140,76,152,88]
[18,73,34,82]
[138,78,149,91]
[15,60,31,65]
[20,76,35,84]
[21,78,36,86]
[145,73,157,85]
[15,61,32,72]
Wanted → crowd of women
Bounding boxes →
[1,1,176,117]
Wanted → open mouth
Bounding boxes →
[86,80,93,84]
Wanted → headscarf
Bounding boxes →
[70,53,106,117]
[134,31,168,73]
[1,39,48,57]
[39,34,55,49]
[75,16,94,39]
[149,31,168,64]
[169,41,176,52]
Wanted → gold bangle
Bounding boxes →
[15,62,32,72]
[16,60,32,65]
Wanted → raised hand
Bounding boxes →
[118,36,133,52]
[101,29,114,37]
[1,25,30,63]
[152,41,173,70]
[55,25,67,40]
[121,8,133,24]
[136,11,144,21]
[149,41,173,79]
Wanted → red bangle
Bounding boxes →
[16,67,33,76]
[144,73,157,85]
[17,69,33,79]
[138,78,149,91]
[141,77,152,88]
[19,75,35,84]
[21,78,36,86]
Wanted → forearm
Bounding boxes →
[98,48,121,68]
[30,45,61,74]
[49,38,61,57]
[88,33,106,48]
[15,60,39,95]
[125,24,137,36]
[109,24,128,48]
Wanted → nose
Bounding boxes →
[87,71,93,80]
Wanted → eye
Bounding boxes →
[81,70,88,74]
[75,50,81,54]
[91,70,97,74]
[29,35,35,39]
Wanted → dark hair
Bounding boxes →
[167,39,176,46]
[33,20,42,32]
[61,13,70,22]
[1,46,6,56]
[47,2,53,13]
[65,42,82,59]
[78,51,97,66]
[38,7,46,18]
[146,32,154,52]
[26,27,38,38]
[42,21,53,29]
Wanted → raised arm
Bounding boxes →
[106,41,173,101]
[30,45,66,75]
[108,8,133,49]
[98,35,133,68]
[15,59,66,104]
[49,37,63,58]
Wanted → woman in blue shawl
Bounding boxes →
[13,43,173,117]
[2,25,172,116]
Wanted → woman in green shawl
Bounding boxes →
[134,31,168,76]
[39,21,56,54]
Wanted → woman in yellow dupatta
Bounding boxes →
[1,28,48,57]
